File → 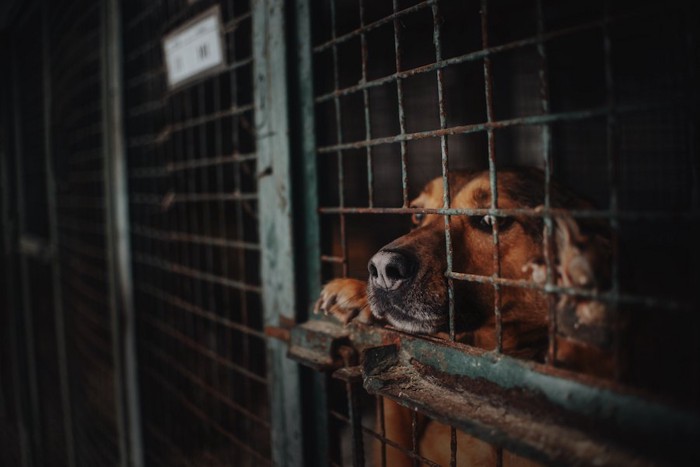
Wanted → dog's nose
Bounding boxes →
[368,250,417,290]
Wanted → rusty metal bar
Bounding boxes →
[447,271,691,310]
[314,0,435,53]
[430,0,455,344]
[328,410,441,467]
[144,368,272,465]
[391,0,409,207]
[329,0,349,277]
[534,0,559,369]
[359,0,374,208]
[316,99,691,153]
[602,2,622,380]
[317,205,699,221]
[136,283,266,339]
[131,224,260,251]
[132,253,262,293]
[314,6,658,105]
[480,0,503,353]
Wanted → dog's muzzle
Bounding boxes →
[368,249,417,291]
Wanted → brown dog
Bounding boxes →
[315,168,612,466]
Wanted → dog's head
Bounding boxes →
[367,168,606,355]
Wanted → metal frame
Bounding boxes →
[286,0,700,465]
[253,0,305,465]
[103,0,143,465]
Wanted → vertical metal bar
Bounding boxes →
[375,396,387,467]
[358,0,374,207]
[330,0,349,277]
[2,35,31,467]
[392,0,409,207]
[294,0,322,306]
[411,411,418,467]
[293,2,329,465]
[480,0,503,353]
[103,0,144,464]
[10,31,42,467]
[431,4,459,464]
[42,2,76,466]
[431,0,454,343]
[535,0,558,366]
[253,1,304,465]
[346,381,365,467]
[602,3,621,379]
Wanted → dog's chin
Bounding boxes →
[383,311,445,334]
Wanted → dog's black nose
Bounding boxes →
[368,250,417,290]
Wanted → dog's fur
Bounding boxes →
[315,168,612,466]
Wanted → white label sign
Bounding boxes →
[163,7,225,89]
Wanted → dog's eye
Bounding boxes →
[474,214,514,232]
[412,212,425,225]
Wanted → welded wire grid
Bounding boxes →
[123,1,271,465]
[49,0,121,464]
[313,0,697,465]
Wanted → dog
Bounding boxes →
[315,168,613,466]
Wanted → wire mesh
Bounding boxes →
[122,1,271,465]
[311,0,698,465]
[48,0,122,465]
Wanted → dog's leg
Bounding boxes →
[314,278,372,325]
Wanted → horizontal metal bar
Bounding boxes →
[360,338,700,466]
[57,217,106,236]
[167,152,257,171]
[126,56,252,91]
[144,423,195,467]
[223,11,252,33]
[447,272,692,311]
[314,6,660,104]
[130,192,257,206]
[317,100,691,153]
[143,367,272,465]
[136,283,266,339]
[132,224,260,251]
[328,409,441,467]
[313,0,435,53]
[126,103,254,148]
[143,342,271,428]
[132,253,262,293]
[317,206,700,222]
[129,153,257,179]
[140,315,268,385]
[320,255,345,264]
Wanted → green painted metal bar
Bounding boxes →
[253,1,305,465]
[41,2,76,466]
[102,0,144,465]
[290,1,330,464]
[289,318,700,465]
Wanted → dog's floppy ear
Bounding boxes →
[523,210,615,359]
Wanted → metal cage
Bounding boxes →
[1,1,698,467]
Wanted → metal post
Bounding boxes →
[253,0,305,465]
[102,0,144,465]
[41,2,76,466]
[10,24,42,467]
[292,0,330,465]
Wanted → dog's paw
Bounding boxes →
[314,278,371,326]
